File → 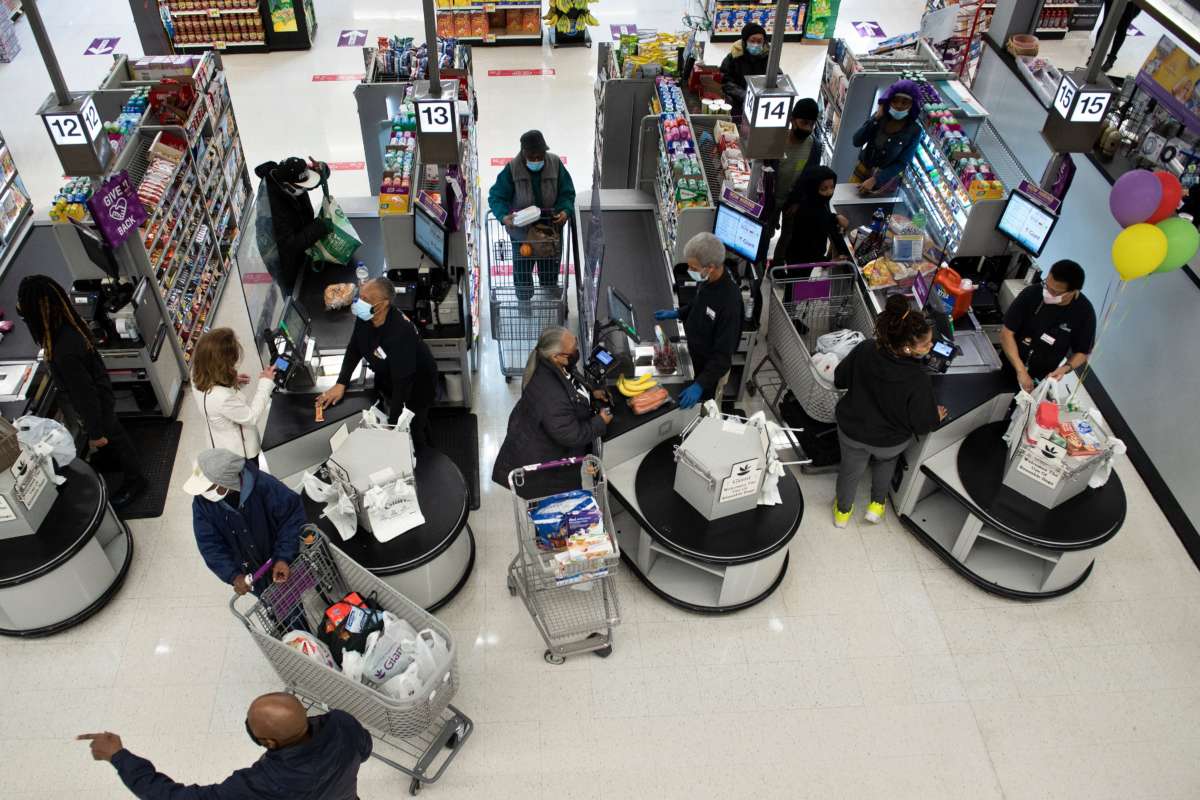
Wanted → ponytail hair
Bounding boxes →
[875,294,932,355]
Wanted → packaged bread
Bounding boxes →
[324,283,356,310]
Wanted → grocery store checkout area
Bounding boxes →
[233,208,475,611]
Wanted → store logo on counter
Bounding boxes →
[87,171,147,248]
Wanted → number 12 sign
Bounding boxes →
[45,97,102,146]
[415,99,456,134]
[753,96,790,128]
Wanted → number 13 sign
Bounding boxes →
[415,99,456,135]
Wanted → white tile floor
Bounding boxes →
[1,1,1199,798]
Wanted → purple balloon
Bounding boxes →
[1110,169,1163,227]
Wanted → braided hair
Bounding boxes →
[18,275,95,360]
[875,294,932,356]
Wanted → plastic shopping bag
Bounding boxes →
[380,661,423,700]
[362,627,417,686]
[14,415,76,468]
[414,629,449,681]
[282,631,338,670]
[302,470,336,502]
[816,329,864,360]
[360,405,413,433]
[306,194,362,265]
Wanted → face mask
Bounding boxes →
[688,269,706,282]
[792,127,811,140]
[1042,288,1065,305]
[747,43,764,55]
[888,107,909,120]
[563,351,580,369]
[351,298,375,321]
[526,160,545,172]
[201,486,227,503]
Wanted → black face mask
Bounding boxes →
[792,127,812,140]
[563,351,580,369]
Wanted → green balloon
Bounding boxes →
[1155,216,1200,273]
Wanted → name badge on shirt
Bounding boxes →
[1039,333,1057,346]
[705,306,717,321]
[373,347,387,360]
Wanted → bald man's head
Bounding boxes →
[361,277,394,306]
[246,693,310,750]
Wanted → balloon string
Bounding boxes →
[1070,277,1126,404]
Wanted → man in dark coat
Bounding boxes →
[186,448,303,595]
[719,23,770,120]
[492,327,611,495]
[253,157,330,294]
[79,692,372,800]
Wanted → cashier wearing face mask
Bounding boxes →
[719,23,770,121]
[654,233,744,410]
[1000,259,1096,393]
[184,448,303,596]
[315,277,439,446]
[492,327,613,493]
[851,79,924,196]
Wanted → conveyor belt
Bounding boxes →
[583,208,680,342]
[296,214,389,346]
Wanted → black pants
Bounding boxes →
[377,387,433,448]
[98,408,143,483]
[1101,0,1140,61]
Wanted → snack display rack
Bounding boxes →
[707,0,808,43]
[156,0,316,53]
[1030,0,1080,38]
[433,0,544,45]
[924,0,995,84]
[0,129,32,273]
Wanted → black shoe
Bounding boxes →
[110,476,148,510]
[1102,54,1117,72]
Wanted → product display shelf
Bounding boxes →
[0,130,32,273]
[1031,0,1079,38]
[434,0,544,45]
[2,0,20,22]
[651,99,716,266]
[903,129,974,251]
[708,0,809,42]
[925,0,994,84]
[160,0,269,53]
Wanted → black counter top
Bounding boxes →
[602,381,682,441]
[615,438,803,566]
[583,209,680,344]
[941,421,1125,550]
[302,447,468,574]
[260,389,377,452]
[932,369,1014,423]
[0,460,106,587]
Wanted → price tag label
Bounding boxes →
[752,95,790,128]
[1071,91,1111,123]
[415,99,455,134]
[484,33,496,43]
[209,8,220,16]
[214,40,226,49]
[483,3,496,10]
[1053,75,1076,118]
[44,113,88,145]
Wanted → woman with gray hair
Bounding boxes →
[491,326,612,492]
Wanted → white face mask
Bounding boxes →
[688,268,708,283]
[1042,288,1066,305]
[201,486,227,503]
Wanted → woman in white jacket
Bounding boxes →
[191,328,276,463]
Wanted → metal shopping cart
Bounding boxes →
[486,211,573,382]
[746,262,874,471]
[231,527,472,796]
[505,456,622,665]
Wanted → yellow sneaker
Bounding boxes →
[833,502,853,529]
[865,501,886,524]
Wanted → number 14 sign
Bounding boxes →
[752,95,790,128]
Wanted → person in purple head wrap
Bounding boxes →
[850,78,924,196]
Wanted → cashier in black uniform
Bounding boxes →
[1000,259,1096,393]
[315,277,438,446]
[654,233,744,409]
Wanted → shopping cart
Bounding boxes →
[231,527,473,796]
[505,456,622,665]
[746,262,874,471]
[485,210,573,382]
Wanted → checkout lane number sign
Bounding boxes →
[44,98,102,146]
[752,96,790,128]
[1071,92,1111,123]
[416,99,455,134]
[1053,76,1076,119]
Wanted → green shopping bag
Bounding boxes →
[306,192,362,265]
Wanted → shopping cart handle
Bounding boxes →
[522,456,584,472]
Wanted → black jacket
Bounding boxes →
[47,324,114,440]
[719,41,770,117]
[491,359,604,489]
[834,340,939,447]
[783,168,847,265]
[683,270,743,399]
[254,161,328,292]
[111,710,372,800]
[337,307,439,424]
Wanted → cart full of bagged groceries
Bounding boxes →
[505,456,622,664]
[231,527,472,796]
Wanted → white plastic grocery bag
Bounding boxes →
[14,415,76,468]
[380,661,422,700]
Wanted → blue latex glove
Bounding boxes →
[678,383,703,409]
[654,309,678,321]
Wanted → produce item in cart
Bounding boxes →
[616,373,658,397]
[282,630,338,670]
[324,282,356,310]
[628,385,670,414]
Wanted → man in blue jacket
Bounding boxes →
[79,692,372,799]
[185,448,303,594]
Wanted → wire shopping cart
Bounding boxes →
[747,262,874,470]
[230,527,473,796]
[505,456,622,665]
[485,211,573,382]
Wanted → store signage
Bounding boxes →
[487,69,556,77]
[11,452,47,511]
[719,458,763,503]
[851,21,885,38]
[44,97,102,146]
[311,73,365,82]
[610,24,637,38]
[337,29,368,47]
[1071,91,1111,123]
[87,171,148,248]
[1136,36,1200,135]
[242,273,273,285]
[1053,75,1077,119]
[84,37,120,56]
[1016,440,1064,489]
[416,191,448,227]
[415,99,455,134]
[327,161,365,171]
[721,186,764,219]
[751,95,790,128]
[1017,181,1061,213]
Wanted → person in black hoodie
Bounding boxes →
[253,157,330,295]
[719,23,770,121]
[79,692,372,799]
[779,165,850,265]
[17,275,146,509]
[832,295,946,528]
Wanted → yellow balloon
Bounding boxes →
[1111,223,1168,280]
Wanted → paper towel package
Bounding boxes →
[673,414,767,521]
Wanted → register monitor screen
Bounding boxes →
[607,286,639,342]
[278,297,310,350]
[996,191,1058,257]
[413,203,448,268]
[713,203,764,262]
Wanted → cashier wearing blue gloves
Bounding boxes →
[655,233,744,409]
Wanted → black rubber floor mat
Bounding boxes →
[428,410,480,510]
[92,419,183,520]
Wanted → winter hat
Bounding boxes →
[740,22,767,45]
[183,449,246,494]
[520,130,549,155]
[791,97,820,121]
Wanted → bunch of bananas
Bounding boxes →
[543,0,599,32]
[616,374,658,397]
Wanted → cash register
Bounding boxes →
[264,297,316,391]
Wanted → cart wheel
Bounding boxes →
[593,645,613,658]
[544,649,566,665]
[505,376,513,384]
[506,578,516,596]
[446,732,460,750]
[746,381,758,397]
[409,777,422,796]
